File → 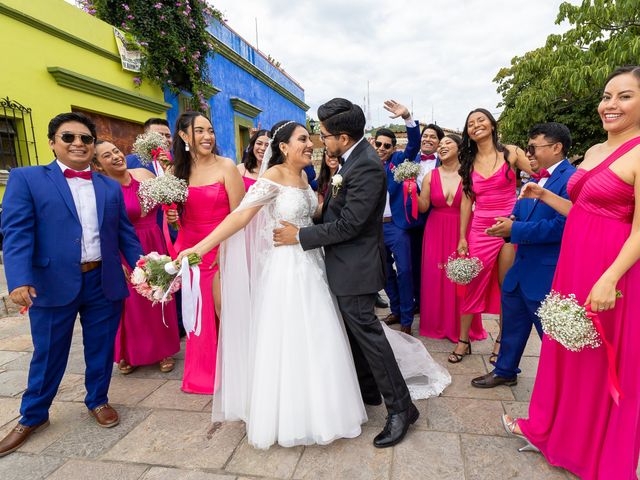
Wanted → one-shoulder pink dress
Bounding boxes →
[461,161,514,315]
[519,166,640,480]
[115,176,180,366]
[174,183,230,394]
[420,169,487,341]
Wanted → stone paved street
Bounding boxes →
[0,303,595,480]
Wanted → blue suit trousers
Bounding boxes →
[383,222,414,327]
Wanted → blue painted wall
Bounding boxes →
[165,20,307,161]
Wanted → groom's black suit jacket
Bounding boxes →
[299,139,386,296]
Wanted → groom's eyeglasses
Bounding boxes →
[375,141,393,150]
[525,143,556,155]
[56,133,95,145]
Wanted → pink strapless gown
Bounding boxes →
[520,167,640,480]
[174,183,230,394]
[420,169,487,341]
[242,175,257,191]
[115,176,180,366]
[461,162,514,314]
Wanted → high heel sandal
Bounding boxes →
[448,339,471,363]
[501,414,540,453]
[489,339,500,365]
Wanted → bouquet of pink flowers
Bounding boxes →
[132,131,171,166]
[130,252,202,305]
[137,174,188,229]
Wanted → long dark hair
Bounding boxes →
[267,120,305,169]
[317,148,338,195]
[241,129,270,174]
[172,111,218,182]
[459,108,510,197]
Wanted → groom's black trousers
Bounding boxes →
[336,293,411,415]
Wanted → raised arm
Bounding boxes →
[506,145,533,176]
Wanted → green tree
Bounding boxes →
[495,0,640,155]
[80,0,222,112]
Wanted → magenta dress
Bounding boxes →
[242,175,257,191]
[461,161,514,315]
[420,169,487,341]
[174,183,230,394]
[519,167,640,479]
[115,176,180,366]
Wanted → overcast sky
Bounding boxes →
[214,0,577,131]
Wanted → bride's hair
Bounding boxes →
[267,120,305,169]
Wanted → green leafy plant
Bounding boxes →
[78,0,222,112]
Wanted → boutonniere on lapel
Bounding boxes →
[392,161,421,222]
[331,174,343,198]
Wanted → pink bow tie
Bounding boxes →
[64,169,92,180]
[420,154,436,161]
[531,168,550,181]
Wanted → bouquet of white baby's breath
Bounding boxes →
[132,131,169,166]
[137,174,188,228]
[537,290,604,352]
[393,161,421,183]
[444,254,483,285]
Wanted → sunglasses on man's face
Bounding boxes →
[375,141,393,149]
[56,133,95,145]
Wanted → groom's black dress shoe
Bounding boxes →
[375,294,389,309]
[373,403,419,448]
[471,372,517,389]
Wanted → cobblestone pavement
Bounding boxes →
[0,309,587,480]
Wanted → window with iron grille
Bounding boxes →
[0,97,39,172]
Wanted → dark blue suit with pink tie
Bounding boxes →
[494,159,575,378]
[1,161,142,426]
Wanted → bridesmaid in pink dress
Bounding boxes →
[504,66,640,480]
[171,112,245,394]
[453,109,532,363]
[238,129,270,191]
[417,134,486,342]
[93,141,179,374]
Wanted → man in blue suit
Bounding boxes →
[0,112,143,455]
[471,122,575,388]
[375,100,421,334]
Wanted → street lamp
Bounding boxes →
[308,118,316,134]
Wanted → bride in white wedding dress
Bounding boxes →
[177,121,450,449]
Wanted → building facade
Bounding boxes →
[165,20,308,162]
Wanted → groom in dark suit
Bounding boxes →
[273,98,418,448]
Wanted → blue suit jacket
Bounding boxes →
[385,122,421,230]
[126,153,155,174]
[503,159,575,301]
[1,161,143,307]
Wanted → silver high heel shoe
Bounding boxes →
[501,414,540,453]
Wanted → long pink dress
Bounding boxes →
[420,169,487,341]
[519,167,640,480]
[115,176,180,366]
[461,161,514,315]
[174,183,230,394]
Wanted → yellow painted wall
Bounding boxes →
[0,0,167,195]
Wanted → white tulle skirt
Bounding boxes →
[216,235,450,449]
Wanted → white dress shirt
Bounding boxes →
[56,160,101,262]
[537,159,563,189]
[417,154,438,188]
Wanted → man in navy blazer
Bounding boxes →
[375,101,421,334]
[0,112,143,455]
[471,122,575,388]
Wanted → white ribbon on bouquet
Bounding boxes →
[163,257,202,337]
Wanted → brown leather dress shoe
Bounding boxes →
[0,420,50,457]
[384,313,400,325]
[471,372,517,389]
[89,404,119,428]
[400,325,412,335]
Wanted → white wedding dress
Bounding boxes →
[216,178,450,449]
